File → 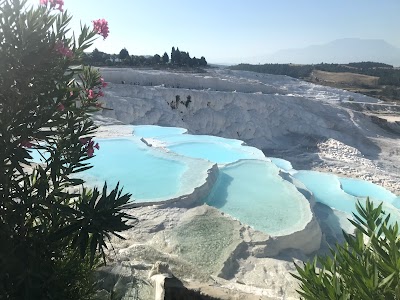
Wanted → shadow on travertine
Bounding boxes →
[164,277,220,300]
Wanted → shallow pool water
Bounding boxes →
[339,177,397,203]
[133,125,187,138]
[293,171,356,212]
[30,136,213,203]
[270,157,293,171]
[207,160,312,235]
[294,170,400,224]
[135,127,266,164]
[80,138,187,201]
[168,142,262,164]
[30,125,399,235]
[393,197,400,209]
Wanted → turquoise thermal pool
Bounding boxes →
[80,139,186,201]
[206,160,312,235]
[339,177,397,202]
[168,142,260,164]
[293,171,400,225]
[30,125,400,236]
[30,135,213,203]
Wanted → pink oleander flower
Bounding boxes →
[87,89,95,99]
[53,0,64,11]
[86,140,100,157]
[100,78,108,88]
[55,41,73,58]
[87,140,95,148]
[79,138,89,144]
[87,147,94,157]
[40,0,64,12]
[57,103,65,111]
[80,137,100,157]
[92,19,109,39]
[95,102,103,108]
[98,90,104,97]
[21,140,33,148]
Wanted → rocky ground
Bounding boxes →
[266,137,400,195]
[315,138,400,194]
[97,205,306,300]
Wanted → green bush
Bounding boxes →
[0,0,135,298]
[293,199,400,300]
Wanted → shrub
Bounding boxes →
[293,199,400,300]
[0,0,135,298]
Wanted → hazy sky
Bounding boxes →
[27,0,400,63]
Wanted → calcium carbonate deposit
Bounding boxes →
[90,68,399,300]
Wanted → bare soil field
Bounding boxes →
[307,70,400,103]
[310,70,379,87]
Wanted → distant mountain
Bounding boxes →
[243,39,400,66]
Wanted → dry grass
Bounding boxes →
[311,70,379,87]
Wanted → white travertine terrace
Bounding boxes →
[93,125,320,246]
[96,68,400,194]
[91,68,399,299]
[91,126,218,208]
[98,68,383,153]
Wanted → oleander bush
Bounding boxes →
[293,199,400,300]
[0,0,136,298]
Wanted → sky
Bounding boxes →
[27,0,400,63]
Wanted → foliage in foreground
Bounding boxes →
[0,0,136,299]
[293,199,400,300]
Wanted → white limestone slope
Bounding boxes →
[98,68,385,153]
[96,68,400,195]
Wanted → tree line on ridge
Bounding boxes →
[83,46,208,68]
